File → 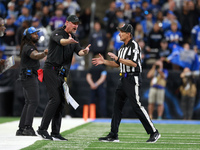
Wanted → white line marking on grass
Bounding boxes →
[0,117,87,150]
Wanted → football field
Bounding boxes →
[22,119,200,150]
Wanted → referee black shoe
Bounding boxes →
[51,134,68,141]
[37,127,53,140]
[146,130,161,143]
[98,133,119,142]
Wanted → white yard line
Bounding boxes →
[0,117,87,150]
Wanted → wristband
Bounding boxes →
[116,57,120,63]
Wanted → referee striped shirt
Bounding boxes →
[117,39,142,73]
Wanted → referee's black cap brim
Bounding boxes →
[117,24,133,34]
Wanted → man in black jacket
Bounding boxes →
[37,15,90,141]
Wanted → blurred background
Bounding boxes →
[0,0,200,120]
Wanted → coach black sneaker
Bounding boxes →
[16,128,24,136]
[37,127,53,140]
[98,133,119,142]
[51,134,68,141]
[23,126,37,136]
[146,130,161,143]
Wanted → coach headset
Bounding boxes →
[23,26,40,40]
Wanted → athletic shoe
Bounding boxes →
[98,133,119,142]
[23,126,37,136]
[51,134,68,141]
[16,128,24,136]
[146,130,161,143]
[37,127,53,140]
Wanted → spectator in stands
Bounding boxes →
[0,17,6,37]
[147,22,164,50]
[156,11,164,25]
[7,1,19,19]
[147,60,168,120]
[80,7,92,36]
[89,21,108,58]
[23,0,33,14]
[134,23,144,42]
[161,0,178,16]
[31,17,49,47]
[63,0,81,15]
[123,3,132,20]
[164,21,183,50]
[115,0,126,10]
[106,8,129,39]
[178,1,197,44]
[148,0,161,20]
[162,10,181,32]
[141,1,150,12]
[49,9,66,31]
[15,20,30,50]
[132,6,144,26]
[109,22,124,55]
[3,15,17,46]
[16,26,48,136]
[191,18,200,50]
[15,6,32,27]
[32,0,43,16]
[41,6,51,28]
[86,54,107,118]
[179,67,197,120]
[129,0,142,11]
[158,39,172,69]
[104,1,116,27]
[195,0,200,18]
[141,10,155,38]
[0,2,6,18]
[138,39,146,67]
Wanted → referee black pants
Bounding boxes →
[110,75,156,136]
[40,68,65,135]
[19,76,39,128]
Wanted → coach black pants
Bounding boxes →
[111,75,156,136]
[40,68,65,135]
[19,76,39,128]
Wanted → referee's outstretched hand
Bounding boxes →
[92,53,104,66]
[108,52,117,61]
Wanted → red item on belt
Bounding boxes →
[37,69,43,82]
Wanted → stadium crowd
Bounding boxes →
[0,0,199,71]
[0,0,200,119]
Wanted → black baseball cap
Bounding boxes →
[117,24,133,34]
[67,15,80,23]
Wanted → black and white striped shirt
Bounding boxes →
[117,39,142,73]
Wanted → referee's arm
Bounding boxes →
[117,58,137,67]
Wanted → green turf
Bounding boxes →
[0,117,19,124]
[22,122,200,150]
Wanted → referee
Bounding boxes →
[92,24,161,143]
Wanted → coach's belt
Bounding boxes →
[119,72,139,77]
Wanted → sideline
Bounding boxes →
[0,117,87,150]
[92,118,200,124]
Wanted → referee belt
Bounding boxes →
[119,72,139,77]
